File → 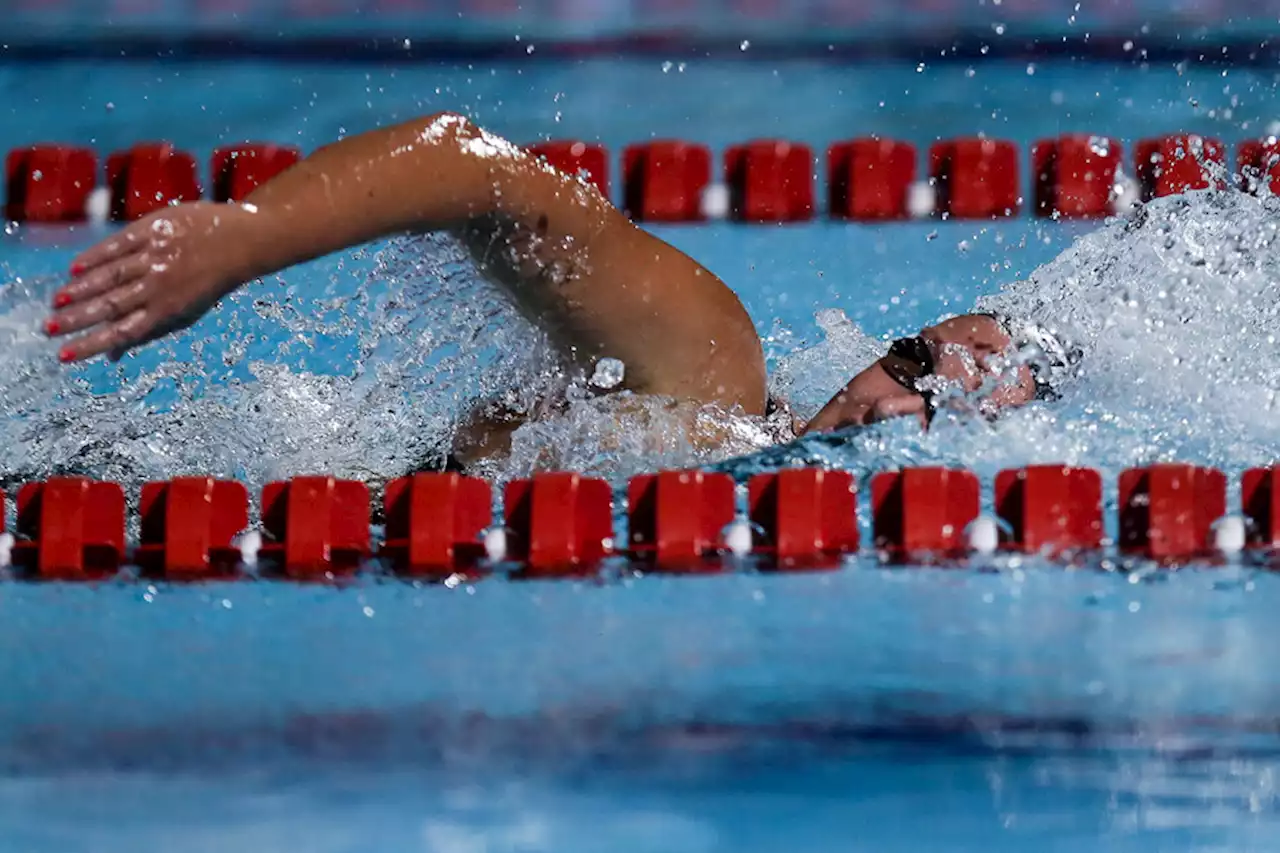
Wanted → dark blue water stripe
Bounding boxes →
[0,33,1273,64]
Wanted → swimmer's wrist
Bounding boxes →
[225,202,304,284]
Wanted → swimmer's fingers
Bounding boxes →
[67,222,149,272]
[52,251,151,310]
[55,308,153,363]
[44,277,151,340]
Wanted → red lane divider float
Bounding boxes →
[11,477,126,580]
[628,470,735,571]
[6,133,1280,224]
[504,471,612,578]
[930,137,1020,219]
[748,468,858,569]
[1118,464,1227,563]
[528,140,609,196]
[5,144,97,222]
[381,472,491,578]
[871,467,980,562]
[995,464,1103,556]
[725,139,814,222]
[107,141,202,221]
[1237,140,1280,196]
[211,143,301,202]
[1241,466,1280,550]
[1137,134,1226,201]
[136,477,248,580]
[1033,134,1122,219]
[827,137,916,221]
[2,464,1277,581]
[259,476,370,579]
[623,140,711,222]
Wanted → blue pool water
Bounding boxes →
[4,58,1280,851]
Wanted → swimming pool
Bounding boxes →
[4,57,1280,851]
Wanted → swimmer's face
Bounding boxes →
[800,314,1036,435]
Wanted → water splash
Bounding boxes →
[748,190,1280,485]
[0,233,567,498]
[2,191,1279,501]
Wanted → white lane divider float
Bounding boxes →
[966,515,1001,557]
[907,181,937,219]
[234,530,262,570]
[723,517,753,558]
[84,186,111,225]
[1213,515,1247,556]
[483,527,508,563]
[700,183,731,220]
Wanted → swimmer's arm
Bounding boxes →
[234,113,610,277]
[236,113,765,410]
[801,360,929,433]
[48,113,766,414]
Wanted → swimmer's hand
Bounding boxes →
[44,202,258,362]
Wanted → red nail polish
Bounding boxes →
[53,293,72,308]
[43,319,60,336]
[69,262,86,276]
[57,347,75,363]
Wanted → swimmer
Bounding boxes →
[41,113,1076,464]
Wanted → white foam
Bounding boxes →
[1111,167,1140,214]
[0,233,567,498]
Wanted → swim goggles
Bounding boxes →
[881,335,935,393]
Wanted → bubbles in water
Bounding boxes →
[728,190,1280,486]
[588,357,626,391]
[0,233,566,497]
[916,191,1280,480]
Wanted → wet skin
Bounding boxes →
[42,113,1035,454]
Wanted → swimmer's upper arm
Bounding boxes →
[497,168,767,413]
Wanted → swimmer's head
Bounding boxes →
[992,313,1083,401]
[800,313,1047,435]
